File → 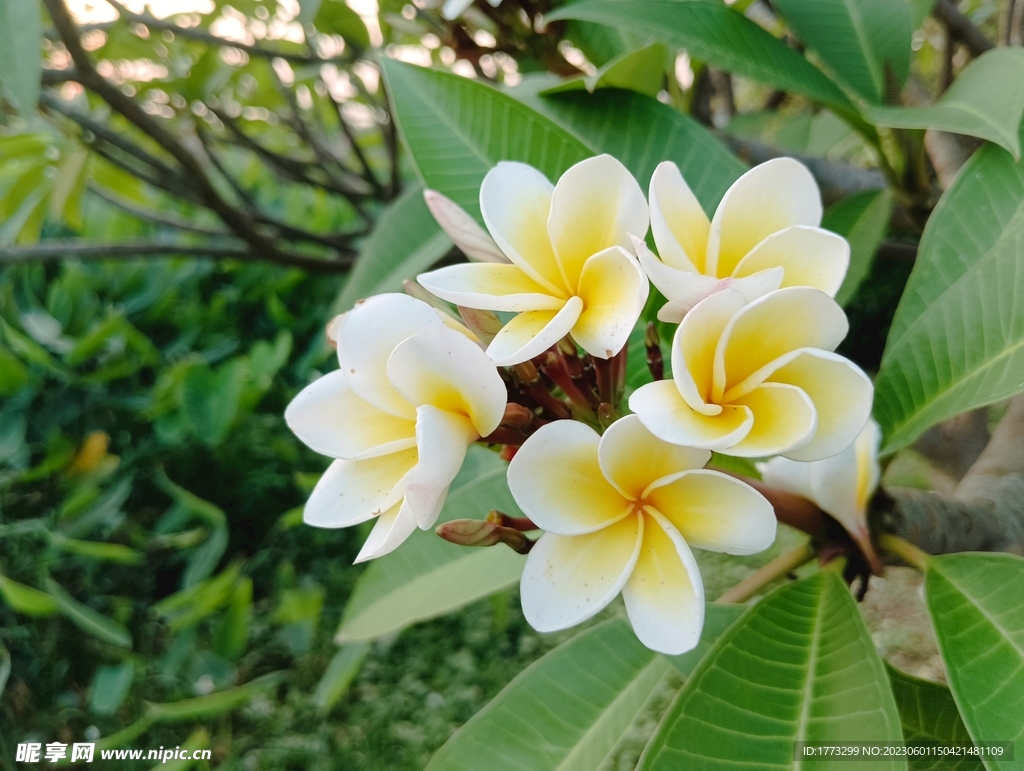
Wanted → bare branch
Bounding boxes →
[88,185,230,236]
[934,0,994,58]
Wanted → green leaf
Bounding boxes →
[639,572,905,770]
[180,358,249,447]
[541,43,667,99]
[314,0,371,49]
[313,642,371,712]
[546,0,854,115]
[886,664,985,771]
[44,577,133,648]
[563,19,628,67]
[88,661,135,716]
[154,562,242,631]
[147,728,209,771]
[336,446,526,642]
[771,0,912,103]
[381,58,592,220]
[0,345,29,395]
[821,187,894,306]
[525,87,746,212]
[867,49,1024,159]
[215,577,252,660]
[48,532,145,565]
[925,553,1024,771]
[146,671,287,720]
[874,128,1024,452]
[335,181,452,313]
[0,0,41,114]
[0,574,58,616]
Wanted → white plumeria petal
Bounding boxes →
[622,509,705,655]
[634,235,708,302]
[284,370,416,460]
[520,514,643,632]
[656,269,783,324]
[423,189,509,263]
[645,468,776,554]
[715,286,848,403]
[629,380,754,450]
[440,0,473,19]
[649,160,710,274]
[706,157,822,278]
[337,293,443,419]
[547,155,649,290]
[508,420,632,534]
[417,263,564,313]
[732,225,850,297]
[485,296,583,366]
[598,414,710,501]
[303,451,417,528]
[758,455,814,501]
[354,499,419,563]
[387,324,507,437]
[727,382,818,458]
[479,162,567,296]
[403,405,475,529]
[572,246,649,359]
[671,288,747,413]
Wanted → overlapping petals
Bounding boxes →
[641,158,850,322]
[418,155,650,365]
[760,419,882,564]
[285,294,506,562]
[508,416,775,654]
[629,287,873,459]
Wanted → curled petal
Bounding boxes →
[508,420,631,535]
[303,450,417,529]
[285,370,416,460]
[646,468,776,554]
[423,189,509,263]
[716,286,848,402]
[520,515,643,632]
[547,155,649,290]
[634,235,709,303]
[766,349,873,462]
[649,160,710,274]
[623,510,705,655]
[732,225,850,297]
[337,293,443,419]
[486,296,583,366]
[629,380,753,450]
[403,405,475,529]
[572,247,649,359]
[673,288,747,413]
[354,499,419,563]
[706,157,822,278]
[599,415,710,501]
[727,382,818,458]
[388,325,508,436]
[417,263,564,313]
[480,162,566,296]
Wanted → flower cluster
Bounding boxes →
[286,154,875,654]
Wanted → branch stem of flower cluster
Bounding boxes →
[716,541,817,604]
[876,533,930,571]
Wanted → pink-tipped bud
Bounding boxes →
[458,306,503,345]
[423,189,509,264]
[435,517,533,554]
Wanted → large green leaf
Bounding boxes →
[0,0,41,114]
[546,0,854,115]
[771,0,911,103]
[427,606,743,771]
[887,664,985,771]
[925,553,1024,771]
[874,127,1024,452]
[821,187,894,306]
[867,49,1024,159]
[639,571,905,770]
[335,446,526,642]
[335,181,451,313]
[381,58,591,220]
[527,87,746,213]
[540,43,668,99]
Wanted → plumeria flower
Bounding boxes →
[285,294,506,563]
[629,286,872,460]
[638,158,850,323]
[418,155,650,366]
[760,419,882,569]
[508,415,775,654]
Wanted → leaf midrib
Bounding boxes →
[793,578,825,771]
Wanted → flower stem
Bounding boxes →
[877,533,930,571]
[716,541,816,604]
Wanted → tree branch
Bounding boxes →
[933,0,994,58]
[0,240,351,272]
